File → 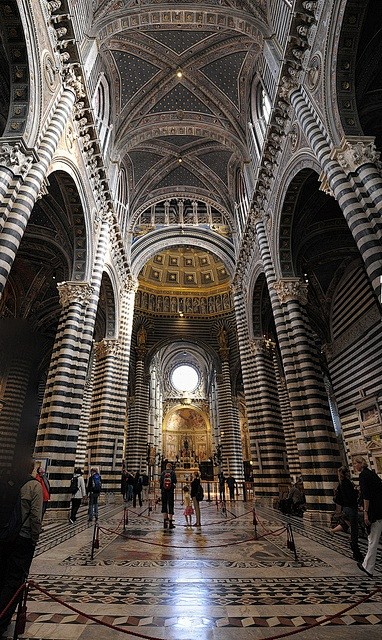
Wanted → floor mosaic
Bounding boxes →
[3,501,382,640]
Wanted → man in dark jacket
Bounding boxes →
[87,468,102,522]
[0,459,43,636]
[160,463,177,529]
[354,456,382,577]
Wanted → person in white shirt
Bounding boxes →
[69,467,86,523]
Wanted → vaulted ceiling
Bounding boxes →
[92,1,269,234]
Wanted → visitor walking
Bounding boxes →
[354,456,382,577]
[87,467,102,522]
[191,471,202,527]
[69,468,86,524]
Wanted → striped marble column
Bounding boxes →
[273,277,340,510]
[249,337,289,497]
[126,326,150,473]
[254,214,339,511]
[209,379,220,462]
[87,339,125,491]
[233,283,288,498]
[272,348,300,478]
[34,281,94,508]
[216,332,243,482]
[0,79,79,295]
[75,358,95,471]
[0,142,33,214]
[0,352,36,470]
[291,90,382,297]
[331,136,382,216]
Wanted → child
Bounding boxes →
[183,485,194,526]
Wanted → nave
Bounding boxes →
[6,499,382,640]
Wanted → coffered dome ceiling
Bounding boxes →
[138,247,230,292]
[92,0,269,232]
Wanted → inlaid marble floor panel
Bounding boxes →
[4,500,382,640]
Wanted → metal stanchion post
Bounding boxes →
[13,583,28,639]
[243,482,247,502]
[253,505,258,539]
[207,482,211,501]
[287,523,298,561]
[91,522,99,560]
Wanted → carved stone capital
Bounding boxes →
[57,281,93,307]
[99,206,114,226]
[0,142,33,177]
[318,170,335,198]
[121,276,139,295]
[249,338,266,356]
[273,278,308,305]
[249,207,263,226]
[94,339,121,359]
[63,67,86,99]
[279,75,299,101]
[230,280,243,298]
[331,136,382,173]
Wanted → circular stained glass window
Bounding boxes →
[171,364,199,393]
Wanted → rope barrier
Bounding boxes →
[96,518,288,549]
[8,579,380,640]
[0,583,26,619]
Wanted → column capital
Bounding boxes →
[230,280,243,297]
[249,337,275,355]
[273,278,308,305]
[120,275,139,295]
[94,338,121,359]
[279,75,300,101]
[331,136,382,173]
[57,281,93,307]
[63,67,86,99]
[0,141,34,177]
[249,206,263,226]
[318,170,335,198]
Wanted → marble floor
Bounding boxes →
[4,498,382,640]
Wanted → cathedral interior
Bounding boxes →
[1,0,382,638]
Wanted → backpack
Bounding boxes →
[163,471,173,490]
[0,476,34,543]
[92,474,101,493]
[196,484,204,502]
[70,475,79,495]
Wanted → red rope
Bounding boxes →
[0,582,27,618]
[259,586,382,640]
[98,525,264,549]
[26,580,382,640]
